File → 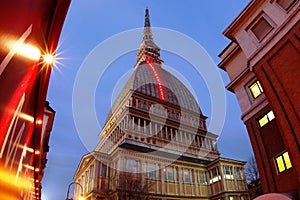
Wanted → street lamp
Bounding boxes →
[66,182,84,200]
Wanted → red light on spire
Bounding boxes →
[147,62,165,100]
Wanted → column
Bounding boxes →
[180,131,183,143]
[220,165,227,192]
[132,116,135,130]
[194,170,199,196]
[178,167,183,195]
[138,118,141,132]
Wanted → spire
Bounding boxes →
[142,7,154,42]
[144,6,150,27]
[136,7,163,66]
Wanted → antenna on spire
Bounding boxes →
[144,6,150,27]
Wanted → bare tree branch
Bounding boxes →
[244,155,260,184]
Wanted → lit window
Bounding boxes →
[209,167,221,184]
[224,166,233,180]
[276,0,297,11]
[275,151,292,173]
[251,17,273,41]
[249,81,263,98]
[258,110,275,127]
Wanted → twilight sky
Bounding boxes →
[42,1,252,199]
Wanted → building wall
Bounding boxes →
[219,0,300,198]
[252,21,300,193]
[74,151,249,200]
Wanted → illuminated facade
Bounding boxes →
[218,0,300,198]
[74,8,249,200]
[0,1,70,199]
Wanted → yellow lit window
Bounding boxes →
[259,116,269,127]
[276,156,285,173]
[275,151,292,173]
[249,81,263,98]
[283,152,292,169]
[258,110,275,127]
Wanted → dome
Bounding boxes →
[110,62,202,114]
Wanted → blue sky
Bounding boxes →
[42,1,252,199]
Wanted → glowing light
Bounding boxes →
[0,166,33,191]
[36,119,43,125]
[11,42,41,61]
[42,53,55,65]
[35,150,40,155]
[19,112,34,123]
[35,168,40,172]
[146,62,165,100]
[24,146,34,153]
[23,164,34,170]
[79,196,85,200]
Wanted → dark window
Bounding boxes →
[276,0,297,10]
[251,17,273,41]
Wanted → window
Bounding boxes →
[209,167,221,184]
[125,158,140,173]
[145,162,160,179]
[258,110,275,127]
[182,168,192,183]
[197,171,207,185]
[164,166,177,181]
[249,80,263,98]
[153,107,164,115]
[275,151,292,173]
[101,164,107,177]
[251,17,273,41]
[168,111,179,119]
[276,0,297,11]
[224,166,233,180]
[181,116,190,123]
[138,102,149,110]
[148,163,156,179]
[235,167,242,180]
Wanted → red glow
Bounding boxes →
[146,61,165,100]
[0,64,38,148]
[36,119,42,125]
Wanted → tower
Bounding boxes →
[74,8,249,200]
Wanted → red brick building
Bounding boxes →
[0,1,70,199]
[218,0,300,198]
